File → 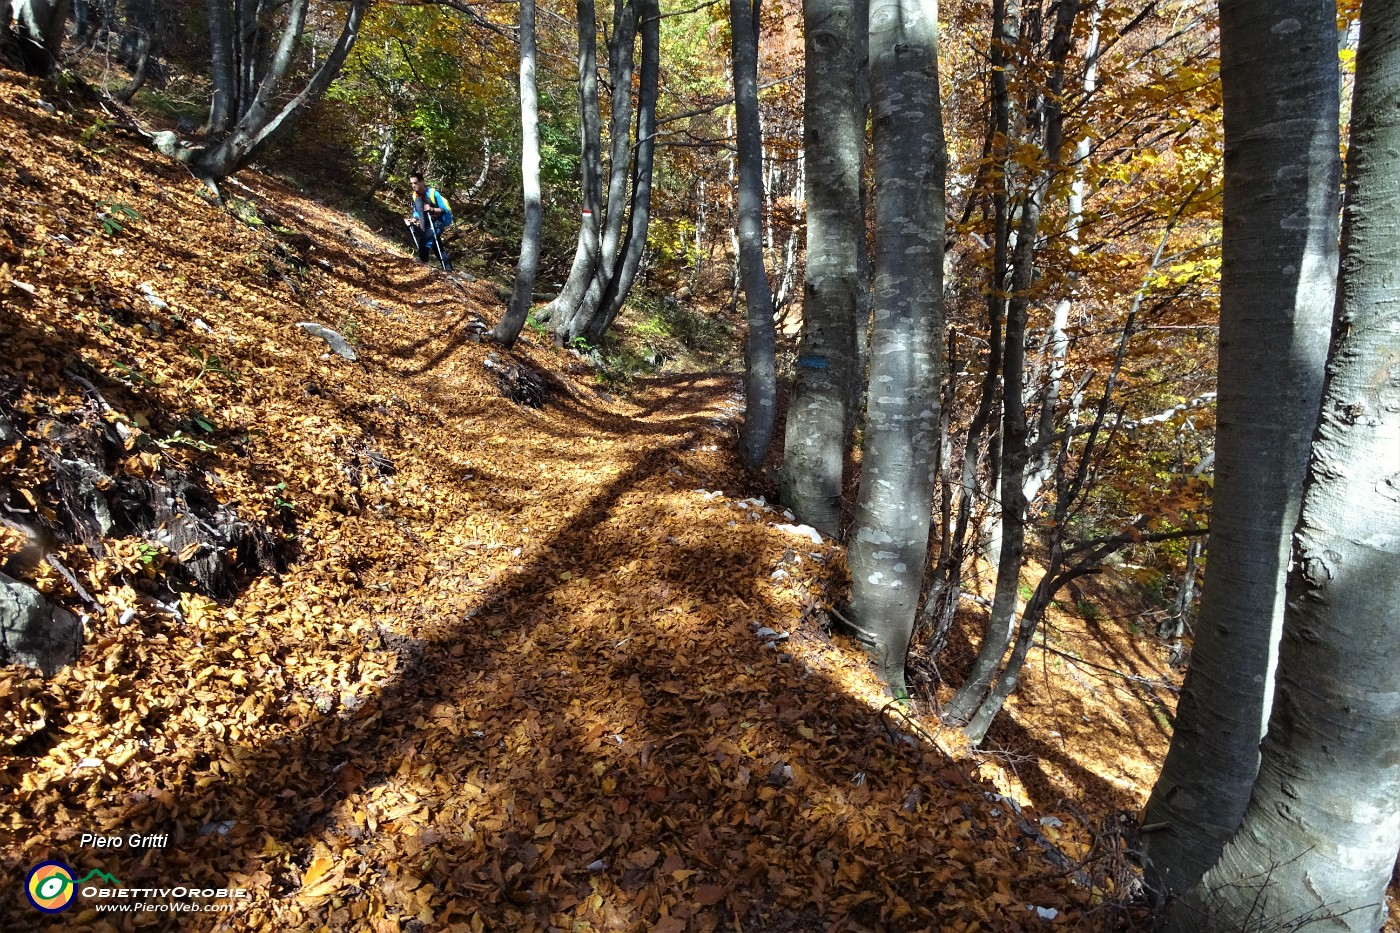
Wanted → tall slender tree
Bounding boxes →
[845,0,945,694]
[543,0,605,327]
[588,0,660,341]
[1172,7,1400,927]
[925,0,1016,652]
[944,0,1081,730]
[731,0,778,470]
[553,0,638,338]
[593,0,640,299]
[779,0,867,533]
[493,0,543,349]
[1141,0,1339,895]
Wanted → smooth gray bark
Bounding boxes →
[846,0,945,694]
[554,0,646,343]
[730,0,777,470]
[206,0,237,134]
[587,0,659,341]
[779,0,867,533]
[597,0,638,286]
[184,0,368,180]
[494,0,543,349]
[1142,0,1339,896]
[544,0,604,330]
[559,0,639,337]
[1173,7,1400,928]
[8,0,70,75]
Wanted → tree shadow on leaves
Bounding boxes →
[0,376,1088,932]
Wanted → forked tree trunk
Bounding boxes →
[493,0,542,349]
[730,0,777,470]
[846,0,945,694]
[779,0,867,534]
[588,0,660,341]
[1141,0,1339,896]
[560,0,639,336]
[554,0,641,341]
[543,0,604,329]
[596,0,638,286]
[925,0,1015,654]
[1172,7,1400,928]
[114,0,156,102]
[945,0,1080,729]
[185,0,368,180]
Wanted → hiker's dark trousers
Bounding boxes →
[416,217,448,260]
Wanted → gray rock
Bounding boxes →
[151,131,180,158]
[297,322,358,361]
[138,283,169,309]
[0,572,82,677]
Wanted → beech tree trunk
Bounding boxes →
[115,0,155,102]
[493,0,542,349]
[8,0,70,76]
[779,0,867,534]
[206,0,237,134]
[596,0,638,287]
[553,0,643,342]
[543,0,604,330]
[1141,0,1339,896]
[731,0,777,470]
[846,0,945,694]
[588,0,659,341]
[1172,7,1400,928]
[183,0,368,180]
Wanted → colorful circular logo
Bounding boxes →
[26,861,77,913]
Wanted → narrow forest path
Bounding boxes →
[0,69,1151,931]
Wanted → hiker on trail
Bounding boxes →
[406,172,453,270]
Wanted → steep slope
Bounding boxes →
[0,70,1143,931]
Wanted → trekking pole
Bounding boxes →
[431,218,449,271]
[405,217,423,257]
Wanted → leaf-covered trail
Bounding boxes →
[0,69,1122,931]
[5,357,1089,932]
